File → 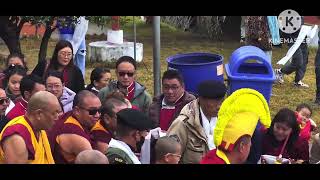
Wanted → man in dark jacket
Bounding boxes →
[98,56,152,114]
[148,70,195,130]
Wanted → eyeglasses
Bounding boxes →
[47,84,62,90]
[58,51,73,58]
[79,106,102,116]
[0,97,10,105]
[163,85,181,91]
[118,71,134,77]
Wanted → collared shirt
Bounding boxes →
[200,107,217,150]
[162,92,184,108]
[161,96,176,110]
[159,93,185,131]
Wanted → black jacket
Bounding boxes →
[32,60,85,94]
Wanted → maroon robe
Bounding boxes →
[90,120,112,145]
[200,149,227,164]
[47,111,93,164]
[1,116,36,159]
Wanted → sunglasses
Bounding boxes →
[0,97,10,105]
[118,72,134,77]
[79,106,102,116]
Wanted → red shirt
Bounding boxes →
[299,121,312,141]
[159,108,176,131]
[159,96,184,131]
[295,112,313,141]
[63,68,69,87]
[6,98,28,121]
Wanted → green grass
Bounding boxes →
[1,21,320,126]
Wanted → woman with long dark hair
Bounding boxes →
[2,65,27,115]
[3,65,27,102]
[261,108,309,163]
[0,52,28,89]
[32,40,84,93]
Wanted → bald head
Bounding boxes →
[26,91,62,131]
[73,90,98,108]
[75,150,109,164]
[27,91,59,113]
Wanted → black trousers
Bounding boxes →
[281,43,309,83]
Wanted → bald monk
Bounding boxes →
[0,91,62,164]
[48,90,102,164]
[75,150,109,164]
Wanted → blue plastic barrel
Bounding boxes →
[225,46,275,103]
[167,52,224,95]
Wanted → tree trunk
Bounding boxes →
[16,19,27,54]
[38,19,56,62]
[0,16,22,54]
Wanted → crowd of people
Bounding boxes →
[0,16,319,164]
[0,38,319,164]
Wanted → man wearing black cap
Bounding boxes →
[167,80,227,164]
[106,108,154,164]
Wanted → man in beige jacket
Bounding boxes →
[167,80,227,164]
